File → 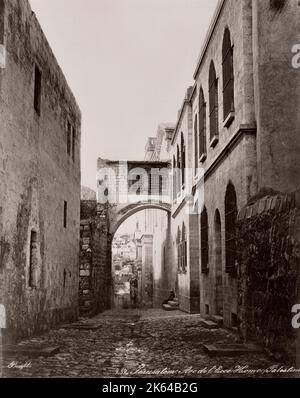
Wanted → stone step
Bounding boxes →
[200,319,219,329]
[209,315,223,326]
[203,343,263,357]
[3,345,60,358]
[168,300,179,307]
[163,304,178,311]
[60,323,101,331]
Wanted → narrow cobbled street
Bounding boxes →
[2,309,287,379]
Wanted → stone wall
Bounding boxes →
[252,0,300,194]
[237,191,300,363]
[0,0,81,342]
[79,201,112,316]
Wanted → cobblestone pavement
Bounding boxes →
[1,309,297,378]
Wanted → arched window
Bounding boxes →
[214,209,223,315]
[176,227,181,272]
[176,145,181,195]
[198,87,207,160]
[222,28,234,122]
[177,224,187,273]
[225,182,237,273]
[194,114,198,174]
[181,223,187,273]
[173,156,176,201]
[201,207,209,273]
[209,61,219,144]
[181,133,186,188]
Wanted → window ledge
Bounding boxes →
[210,136,219,148]
[199,153,207,164]
[223,111,235,128]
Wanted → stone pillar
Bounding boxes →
[141,234,154,308]
[0,304,6,378]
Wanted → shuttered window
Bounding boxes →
[194,114,198,174]
[201,207,209,273]
[199,87,207,158]
[222,28,234,120]
[209,62,219,141]
[181,134,186,188]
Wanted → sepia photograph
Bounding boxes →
[0,0,300,390]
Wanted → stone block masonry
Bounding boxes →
[79,201,112,316]
[0,0,81,342]
[237,190,300,364]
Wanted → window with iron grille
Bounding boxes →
[225,183,237,273]
[194,114,198,175]
[209,62,219,141]
[222,28,234,120]
[199,87,207,157]
[181,134,186,188]
[201,207,209,273]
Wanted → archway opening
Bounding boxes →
[111,205,172,311]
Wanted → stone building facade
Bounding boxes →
[80,0,300,363]
[0,0,81,342]
[170,0,300,360]
[143,124,177,306]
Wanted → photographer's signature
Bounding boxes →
[7,361,32,370]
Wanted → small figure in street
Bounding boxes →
[162,290,175,306]
[130,276,138,308]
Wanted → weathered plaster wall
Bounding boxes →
[0,0,81,341]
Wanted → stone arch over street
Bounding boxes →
[79,158,173,315]
[109,202,171,238]
[111,204,172,309]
